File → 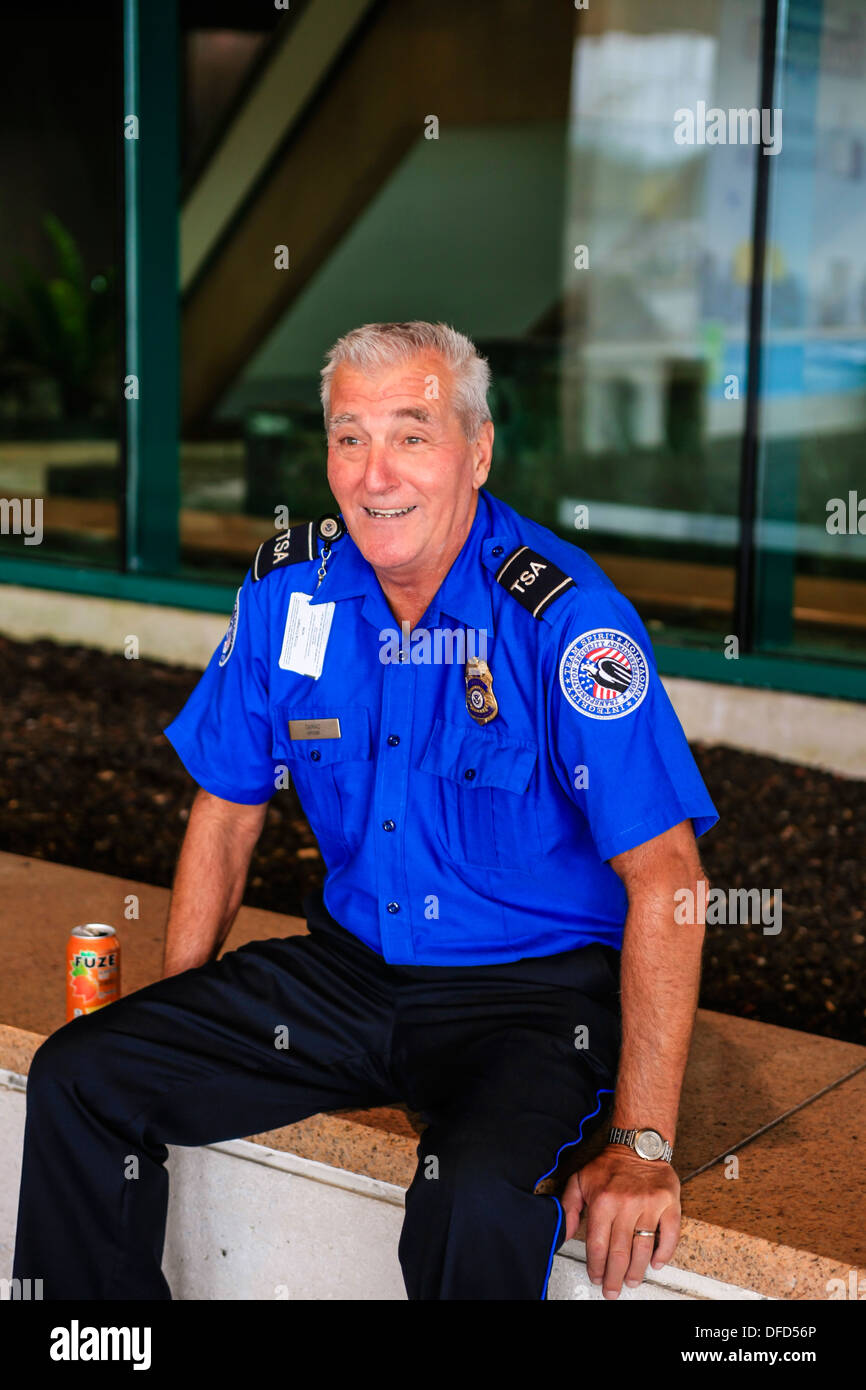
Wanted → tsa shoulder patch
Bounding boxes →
[218,587,241,667]
[559,627,649,720]
[252,521,316,582]
[495,545,575,619]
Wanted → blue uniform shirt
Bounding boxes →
[164,488,718,965]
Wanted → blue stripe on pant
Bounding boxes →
[13,892,621,1300]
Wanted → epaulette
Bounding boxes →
[494,544,576,619]
[252,513,346,583]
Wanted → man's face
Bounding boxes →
[326,352,492,582]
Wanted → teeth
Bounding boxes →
[365,506,415,517]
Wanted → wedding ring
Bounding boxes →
[634,1229,656,1238]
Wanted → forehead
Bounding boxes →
[329,352,455,415]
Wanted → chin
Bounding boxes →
[362,538,417,571]
[354,515,422,568]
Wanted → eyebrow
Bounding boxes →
[327,407,434,430]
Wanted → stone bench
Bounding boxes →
[1,851,863,1300]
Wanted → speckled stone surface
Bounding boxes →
[333,1105,423,1139]
[3,850,865,1298]
[0,1023,42,1081]
[674,1008,866,1180]
[670,1217,857,1301]
[681,1066,866,1270]
[0,851,306,1036]
[247,1113,419,1188]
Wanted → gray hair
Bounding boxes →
[319,320,492,442]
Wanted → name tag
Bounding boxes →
[278,592,335,678]
[288,718,341,740]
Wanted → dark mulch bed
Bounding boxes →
[1,634,863,1045]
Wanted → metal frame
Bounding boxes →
[753,0,822,654]
[734,0,784,650]
[121,0,179,574]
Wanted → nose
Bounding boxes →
[363,442,401,497]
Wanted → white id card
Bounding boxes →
[278,593,335,679]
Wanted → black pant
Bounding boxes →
[12,891,622,1300]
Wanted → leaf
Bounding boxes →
[43,212,86,294]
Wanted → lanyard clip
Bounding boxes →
[313,513,346,590]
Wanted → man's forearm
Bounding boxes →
[609,867,708,1145]
[162,790,267,978]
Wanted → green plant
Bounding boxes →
[0,212,117,421]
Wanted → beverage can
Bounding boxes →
[67,924,121,1020]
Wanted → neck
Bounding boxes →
[376,496,478,631]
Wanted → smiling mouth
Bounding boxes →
[363,506,417,518]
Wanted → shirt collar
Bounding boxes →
[431,489,494,638]
[311,489,499,640]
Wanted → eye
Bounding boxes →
[404,435,425,444]
[337,435,361,447]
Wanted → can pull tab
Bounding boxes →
[314,514,346,590]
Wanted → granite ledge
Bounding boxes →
[0,1022,854,1301]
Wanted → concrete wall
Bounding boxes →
[0,1072,764,1301]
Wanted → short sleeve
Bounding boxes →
[547,597,719,862]
[162,569,276,804]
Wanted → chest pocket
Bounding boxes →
[271,706,373,860]
[419,718,542,871]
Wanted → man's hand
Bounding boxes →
[560,1145,681,1299]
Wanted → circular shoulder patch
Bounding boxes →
[218,588,241,667]
[559,627,649,720]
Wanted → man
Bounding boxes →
[13,320,716,1301]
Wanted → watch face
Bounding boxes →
[635,1129,664,1160]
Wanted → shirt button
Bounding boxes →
[387,734,400,746]
[492,545,504,557]
[387,901,400,914]
[382,819,395,832]
[464,768,476,781]
[310,749,321,762]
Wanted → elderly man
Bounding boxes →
[13,320,716,1301]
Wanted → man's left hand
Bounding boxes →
[560,1146,681,1299]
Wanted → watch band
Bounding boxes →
[608,1126,674,1163]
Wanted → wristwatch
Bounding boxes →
[608,1126,673,1163]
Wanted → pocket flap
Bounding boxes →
[272,706,372,765]
[419,718,537,794]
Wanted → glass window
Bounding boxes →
[557,0,763,648]
[754,0,866,662]
[0,0,122,568]
[173,0,763,658]
[178,3,292,581]
[163,0,862,675]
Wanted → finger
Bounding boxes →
[584,1197,614,1287]
[560,1176,585,1243]
[602,1211,638,1300]
[563,1202,581,1244]
[624,1219,658,1288]
[563,1171,586,1218]
[651,1200,681,1270]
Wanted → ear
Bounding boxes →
[472,419,494,486]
